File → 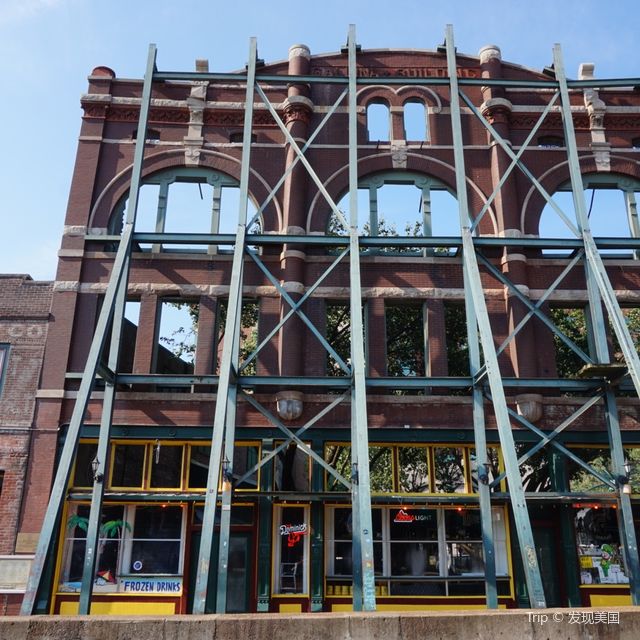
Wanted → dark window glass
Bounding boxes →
[72,442,98,487]
[389,508,438,541]
[149,445,183,488]
[445,509,481,540]
[188,445,210,489]
[129,506,182,575]
[110,444,145,488]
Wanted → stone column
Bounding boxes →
[277,44,313,421]
[479,45,541,419]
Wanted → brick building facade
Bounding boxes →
[0,275,52,614]
[12,29,640,615]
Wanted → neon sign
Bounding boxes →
[394,509,428,523]
[280,523,308,547]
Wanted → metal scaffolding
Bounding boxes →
[21,25,640,615]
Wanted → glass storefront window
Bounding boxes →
[58,503,185,593]
[72,442,98,488]
[126,505,182,574]
[274,505,309,594]
[149,445,183,489]
[398,446,430,493]
[575,506,630,585]
[111,444,146,488]
[325,506,509,598]
[434,447,466,493]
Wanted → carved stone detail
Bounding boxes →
[289,44,311,61]
[478,45,502,63]
[390,141,408,169]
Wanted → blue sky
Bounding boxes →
[0,0,638,280]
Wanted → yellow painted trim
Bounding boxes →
[279,603,303,613]
[589,594,632,606]
[50,501,73,614]
[580,584,632,589]
[331,603,507,612]
[59,600,176,615]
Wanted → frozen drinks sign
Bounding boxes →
[122,578,182,594]
[280,523,308,547]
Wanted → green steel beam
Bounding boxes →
[192,37,258,615]
[470,92,560,232]
[98,230,640,250]
[215,295,243,613]
[347,24,377,612]
[445,24,546,608]
[553,43,640,605]
[78,257,129,614]
[154,70,640,89]
[19,43,158,616]
[463,266,498,608]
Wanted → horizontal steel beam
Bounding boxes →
[153,70,640,89]
[87,232,640,250]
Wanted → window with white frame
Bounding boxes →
[273,504,310,594]
[325,505,509,597]
[59,503,186,593]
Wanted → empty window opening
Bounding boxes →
[403,101,427,141]
[366,102,390,142]
[385,303,426,377]
[326,302,351,376]
[550,307,590,378]
[0,470,4,499]
[331,173,458,254]
[216,299,259,375]
[632,137,640,149]
[608,307,640,364]
[539,178,640,257]
[155,300,199,376]
[444,303,470,377]
[114,300,140,374]
[110,169,259,254]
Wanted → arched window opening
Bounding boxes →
[330,173,458,255]
[539,176,640,257]
[109,168,260,254]
[403,101,427,141]
[366,102,390,142]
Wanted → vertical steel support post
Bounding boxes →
[554,43,640,604]
[215,296,242,613]
[346,24,377,612]
[20,44,158,615]
[192,37,257,615]
[445,25,546,608]
[463,270,498,608]
[77,256,129,614]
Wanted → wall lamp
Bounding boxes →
[616,460,633,495]
[222,455,233,493]
[91,456,103,483]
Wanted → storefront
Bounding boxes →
[50,438,639,613]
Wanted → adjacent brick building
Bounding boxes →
[11,31,640,615]
[0,275,52,614]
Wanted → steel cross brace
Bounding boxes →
[446,24,547,608]
[470,92,560,232]
[475,251,593,374]
[248,87,349,230]
[554,42,640,605]
[244,248,351,374]
[490,392,614,490]
[20,43,158,616]
[240,391,352,490]
[192,37,258,615]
